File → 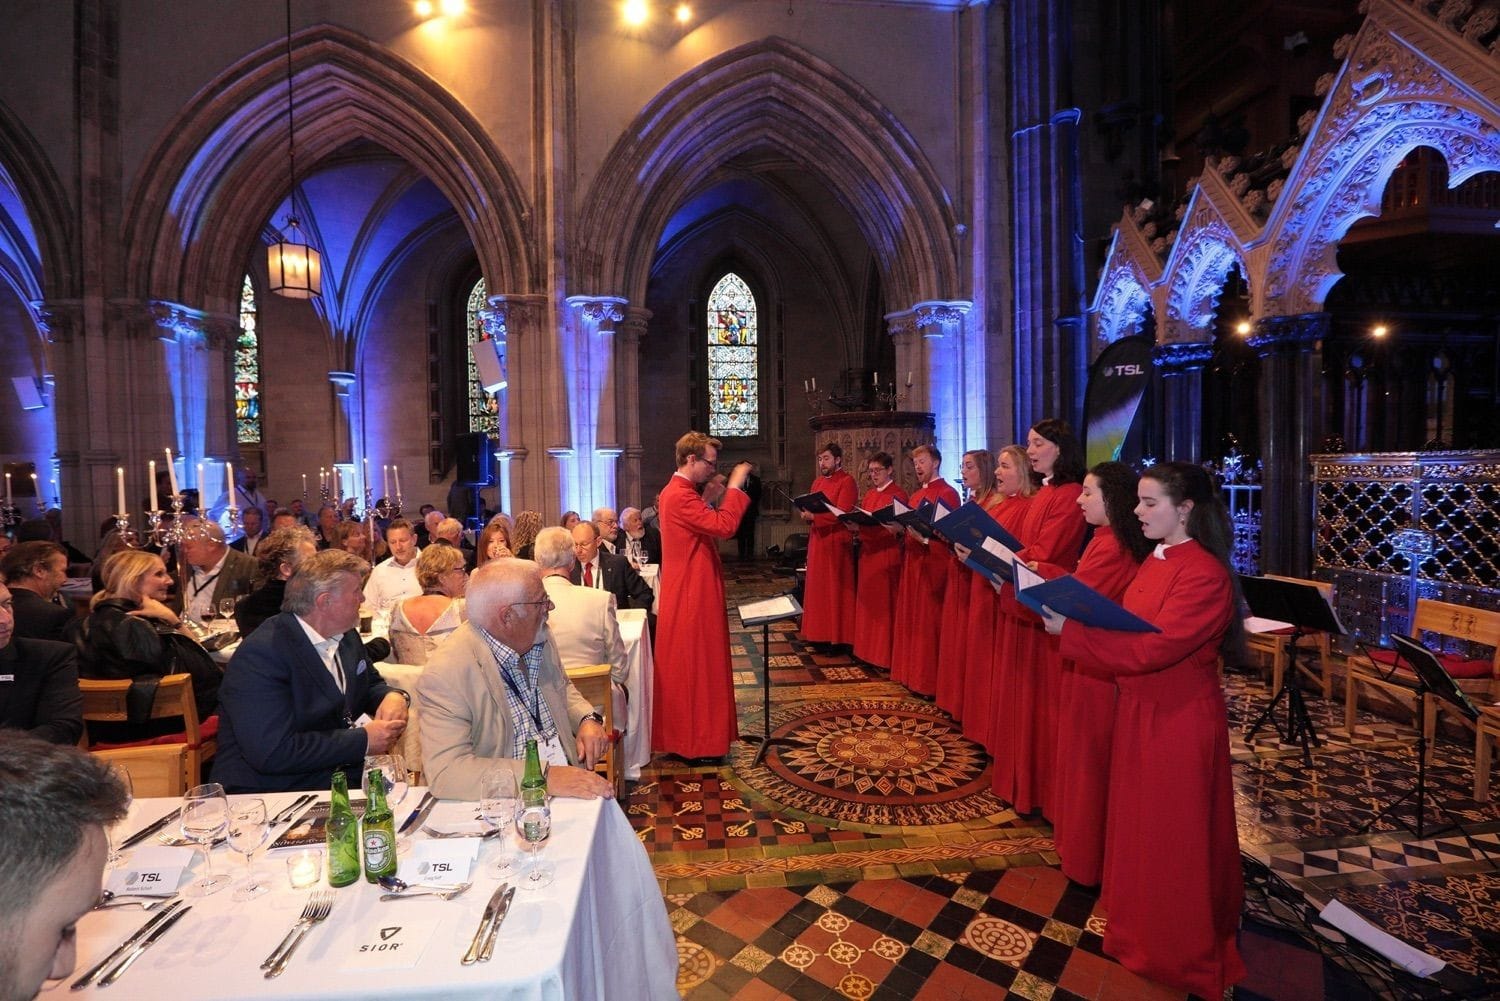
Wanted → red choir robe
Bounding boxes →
[959,493,1032,752]
[652,472,750,758]
[852,480,909,669]
[933,541,972,718]
[801,468,858,644]
[1043,525,1140,886]
[889,478,960,695]
[989,481,1087,814]
[1059,539,1246,1000]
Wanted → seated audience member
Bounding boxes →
[69,551,222,736]
[236,526,318,637]
[389,545,469,665]
[535,527,625,683]
[560,510,582,531]
[90,527,134,593]
[208,465,270,529]
[315,504,341,549]
[570,520,653,610]
[593,507,621,554]
[41,509,91,567]
[363,519,422,613]
[476,517,514,567]
[416,558,612,800]
[14,519,54,544]
[214,550,409,793]
[0,534,10,561]
[0,736,130,1001]
[433,516,477,569]
[511,510,543,561]
[339,497,357,521]
[418,507,443,548]
[288,496,316,529]
[0,582,83,745]
[2,541,74,642]
[619,506,662,566]
[229,505,268,558]
[179,520,257,624]
[337,519,386,563]
[269,507,300,533]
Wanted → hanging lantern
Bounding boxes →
[267,217,322,299]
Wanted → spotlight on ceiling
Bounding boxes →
[414,0,433,17]
[675,3,692,23]
[1371,324,1389,339]
[440,0,464,14]
[623,0,649,26]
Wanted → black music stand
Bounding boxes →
[737,595,805,766]
[1359,635,1488,850]
[1241,575,1346,767]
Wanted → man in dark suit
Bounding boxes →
[213,550,409,793]
[1,541,74,642]
[0,582,83,745]
[227,505,268,559]
[569,521,653,611]
[620,507,662,566]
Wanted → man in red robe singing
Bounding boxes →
[652,431,752,761]
[799,441,858,646]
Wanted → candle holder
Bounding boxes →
[224,504,241,536]
[804,387,828,416]
[874,385,909,411]
[112,513,139,549]
[140,492,191,549]
[0,500,19,531]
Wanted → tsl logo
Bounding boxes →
[1104,364,1144,376]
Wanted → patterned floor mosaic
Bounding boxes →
[627,562,1500,1000]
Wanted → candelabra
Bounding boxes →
[359,487,402,523]
[874,384,909,411]
[0,499,19,533]
[804,386,828,416]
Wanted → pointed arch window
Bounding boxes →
[466,277,501,435]
[235,274,261,444]
[706,272,759,437]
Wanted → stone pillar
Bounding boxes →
[485,293,555,516]
[1249,313,1327,575]
[328,371,357,473]
[885,301,973,466]
[617,306,651,508]
[150,300,238,491]
[1151,340,1214,463]
[562,295,627,515]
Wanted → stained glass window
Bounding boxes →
[707,272,758,437]
[235,274,261,444]
[466,277,501,435]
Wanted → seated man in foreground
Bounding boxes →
[0,582,83,746]
[214,549,409,792]
[0,734,129,1000]
[417,558,612,801]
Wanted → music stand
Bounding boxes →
[1359,634,1488,850]
[1241,575,1346,767]
[737,595,805,766]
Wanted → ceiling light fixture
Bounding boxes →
[676,3,692,24]
[623,0,649,27]
[267,0,322,299]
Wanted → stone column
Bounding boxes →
[885,301,973,465]
[485,293,555,516]
[1151,340,1215,463]
[149,300,235,490]
[1249,313,1327,575]
[562,295,627,515]
[327,371,357,474]
[617,306,651,508]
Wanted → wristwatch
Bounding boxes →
[580,711,605,728]
[390,688,413,708]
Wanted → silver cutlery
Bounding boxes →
[93,891,176,912]
[71,900,187,990]
[422,825,503,840]
[157,833,226,848]
[477,884,516,962]
[260,890,334,974]
[271,793,317,826]
[117,808,182,850]
[96,905,192,987]
[378,881,473,902]
[461,884,510,965]
[398,791,437,834]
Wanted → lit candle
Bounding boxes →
[362,458,369,496]
[115,467,126,516]
[29,472,39,510]
[905,371,912,387]
[197,463,205,493]
[164,448,179,495]
[5,471,12,506]
[383,464,391,500]
[148,460,159,510]
[302,473,308,497]
[392,464,402,501]
[333,466,341,500]
[803,379,808,392]
[226,462,234,502]
[319,467,326,492]
[873,372,879,386]
[811,377,817,391]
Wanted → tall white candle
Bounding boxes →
[164,448,179,495]
[392,464,402,500]
[302,473,308,497]
[333,466,341,500]
[905,371,913,387]
[226,462,234,501]
[362,457,369,494]
[383,464,391,500]
[196,463,204,494]
[5,471,12,506]
[148,460,159,510]
[811,377,817,391]
[115,467,126,516]
[50,477,58,508]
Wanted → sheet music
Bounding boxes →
[1245,615,1295,633]
[739,595,802,624]
[1013,560,1043,591]
[1318,899,1445,977]
[824,502,845,517]
[980,536,1019,565]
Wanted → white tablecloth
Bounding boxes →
[615,609,654,782]
[636,565,660,614]
[44,792,677,1001]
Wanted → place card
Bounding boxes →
[105,846,194,895]
[421,801,491,836]
[398,839,478,883]
[338,918,438,971]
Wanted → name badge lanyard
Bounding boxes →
[499,656,553,742]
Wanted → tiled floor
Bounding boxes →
[626,562,1500,999]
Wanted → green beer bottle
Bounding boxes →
[326,771,361,888]
[520,738,546,808]
[362,768,398,883]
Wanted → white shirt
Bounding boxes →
[363,551,423,612]
[185,551,229,624]
[294,614,346,694]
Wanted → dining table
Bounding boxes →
[44,789,678,1000]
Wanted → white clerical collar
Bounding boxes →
[1042,474,1054,486]
[877,480,894,492]
[1152,539,1189,560]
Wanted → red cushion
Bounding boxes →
[91,715,219,752]
[1368,648,1492,680]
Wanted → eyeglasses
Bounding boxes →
[511,597,553,611]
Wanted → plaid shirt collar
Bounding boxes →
[476,625,557,758]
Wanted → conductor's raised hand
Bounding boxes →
[727,461,753,490]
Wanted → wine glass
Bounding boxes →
[217,596,237,627]
[199,600,217,628]
[181,783,231,897]
[363,754,410,852]
[514,789,554,890]
[105,764,134,870]
[227,798,270,900]
[478,767,518,877]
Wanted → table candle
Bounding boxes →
[115,467,125,516]
[3,471,10,507]
[30,472,39,499]
[50,477,58,508]
[873,372,878,386]
[811,377,817,391]
[362,457,369,494]
[333,466,341,500]
[393,464,402,501]
[383,464,391,500]
[302,473,308,497]
[226,462,234,501]
[148,460,158,510]
[905,371,913,387]
[164,448,179,495]
[196,463,204,494]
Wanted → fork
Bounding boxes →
[421,825,503,840]
[261,890,334,975]
[378,881,473,902]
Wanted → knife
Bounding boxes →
[271,794,316,826]
[398,792,436,835]
[70,900,186,990]
[97,904,192,987]
[118,808,183,850]
[461,884,509,965]
[477,884,516,962]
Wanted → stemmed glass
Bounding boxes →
[217,596,237,628]
[514,786,555,890]
[181,782,231,897]
[105,764,134,870]
[363,754,410,851]
[227,798,270,900]
[478,767,519,878]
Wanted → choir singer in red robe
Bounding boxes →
[1041,461,1247,999]
[652,431,752,761]
[851,451,907,669]
[799,442,858,647]
[889,445,960,695]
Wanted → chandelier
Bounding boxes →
[267,0,322,299]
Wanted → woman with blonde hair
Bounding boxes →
[388,544,469,664]
[511,510,543,561]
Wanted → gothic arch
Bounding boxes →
[576,37,960,312]
[122,25,531,314]
[0,98,76,306]
[1162,223,1247,344]
[1091,263,1152,348]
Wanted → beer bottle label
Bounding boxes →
[363,829,396,877]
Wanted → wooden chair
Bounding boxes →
[1245,574,1337,699]
[1476,708,1500,802]
[564,663,622,798]
[1343,599,1500,765]
[80,674,217,796]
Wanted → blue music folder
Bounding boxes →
[930,500,1024,553]
[962,546,1015,585]
[1014,567,1160,633]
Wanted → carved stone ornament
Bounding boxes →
[1165,222,1243,335]
[1151,340,1215,372]
[30,300,82,343]
[1247,313,1330,355]
[1093,266,1151,345]
[912,301,971,337]
[148,301,209,346]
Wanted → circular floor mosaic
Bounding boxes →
[731,697,1007,827]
